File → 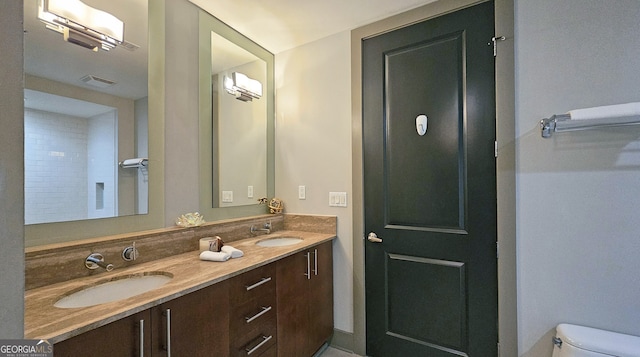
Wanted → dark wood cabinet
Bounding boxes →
[229,262,277,357]
[54,281,229,357]
[276,241,333,357]
[152,280,229,357]
[54,310,151,357]
[307,241,334,353]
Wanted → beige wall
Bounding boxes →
[0,0,25,338]
[275,31,354,333]
[164,0,201,224]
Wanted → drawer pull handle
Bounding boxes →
[313,248,318,276]
[245,306,272,324]
[245,277,272,291]
[138,319,144,357]
[304,252,311,280]
[245,335,272,355]
[163,308,171,357]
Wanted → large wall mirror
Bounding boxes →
[198,10,275,219]
[24,0,165,246]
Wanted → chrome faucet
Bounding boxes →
[85,253,114,272]
[250,221,271,235]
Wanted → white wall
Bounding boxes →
[87,110,117,219]
[24,109,119,223]
[24,110,89,224]
[275,32,354,333]
[515,0,640,356]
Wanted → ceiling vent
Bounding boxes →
[120,40,140,52]
[80,75,116,88]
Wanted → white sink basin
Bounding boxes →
[54,272,173,309]
[256,237,303,247]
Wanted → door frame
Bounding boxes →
[350,0,516,355]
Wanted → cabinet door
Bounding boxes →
[276,251,309,356]
[54,310,151,357]
[277,242,334,357]
[152,280,230,357]
[307,241,334,356]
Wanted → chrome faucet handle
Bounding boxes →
[250,222,271,235]
[122,242,139,261]
[85,253,114,271]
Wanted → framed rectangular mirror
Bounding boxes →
[24,0,165,246]
[198,9,275,219]
[211,32,268,207]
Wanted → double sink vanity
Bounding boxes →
[25,214,336,357]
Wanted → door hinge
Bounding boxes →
[490,36,506,57]
[494,140,498,158]
[496,241,499,259]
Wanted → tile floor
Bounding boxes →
[317,346,362,357]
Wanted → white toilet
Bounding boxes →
[552,323,640,357]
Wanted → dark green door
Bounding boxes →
[363,2,497,356]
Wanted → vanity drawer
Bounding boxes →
[231,292,276,336]
[254,344,276,357]
[231,320,277,357]
[230,262,276,305]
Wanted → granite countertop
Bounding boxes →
[25,230,335,343]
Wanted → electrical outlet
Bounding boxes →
[222,191,233,203]
[247,186,254,198]
[298,185,306,200]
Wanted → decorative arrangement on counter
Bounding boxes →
[268,197,284,214]
[199,236,224,252]
[198,235,244,262]
[175,212,205,227]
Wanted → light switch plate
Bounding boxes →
[329,192,347,207]
[298,185,306,200]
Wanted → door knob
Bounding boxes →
[367,232,383,243]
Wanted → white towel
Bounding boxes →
[568,102,640,121]
[221,245,244,258]
[199,251,231,262]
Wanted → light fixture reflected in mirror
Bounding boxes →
[37,0,124,51]
[223,72,263,102]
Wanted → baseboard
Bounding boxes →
[330,328,355,353]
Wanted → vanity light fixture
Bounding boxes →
[37,0,124,52]
[223,72,263,102]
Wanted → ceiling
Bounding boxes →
[189,0,437,54]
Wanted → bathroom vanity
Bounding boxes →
[24,215,335,357]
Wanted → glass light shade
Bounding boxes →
[38,0,124,43]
